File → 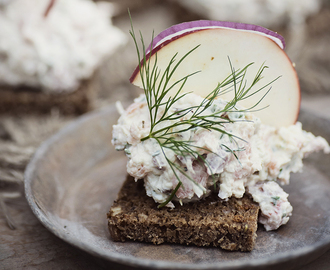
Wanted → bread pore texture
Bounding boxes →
[107,175,260,252]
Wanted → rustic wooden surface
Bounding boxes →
[1,1,330,269]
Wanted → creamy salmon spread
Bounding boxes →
[112,93,330,231]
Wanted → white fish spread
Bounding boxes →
[0,0,126,93]
[112,93,330,231]
[178,0,321,28]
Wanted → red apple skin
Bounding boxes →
[130,22,301,128]
[129,32,195,83]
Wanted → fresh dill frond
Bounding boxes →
[128,15,279,208]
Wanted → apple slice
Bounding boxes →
[130,20,300,128]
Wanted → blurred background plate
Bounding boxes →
[24,103,330,270]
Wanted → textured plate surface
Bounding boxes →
[24,104,330,270]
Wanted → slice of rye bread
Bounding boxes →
[0,74,98,115]
[107,175,260,252]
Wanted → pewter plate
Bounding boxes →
[24,104,330,270]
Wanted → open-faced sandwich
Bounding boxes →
[107,20,330,251]
[0,0,126,114]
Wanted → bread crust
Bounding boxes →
[0,74,97,115]
[107,175,260,251]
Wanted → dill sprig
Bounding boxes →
[129,15,279,208]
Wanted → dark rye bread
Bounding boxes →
[0,74,98,115]
[107,175,260,251]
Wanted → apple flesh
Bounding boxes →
[130,21,300,128]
